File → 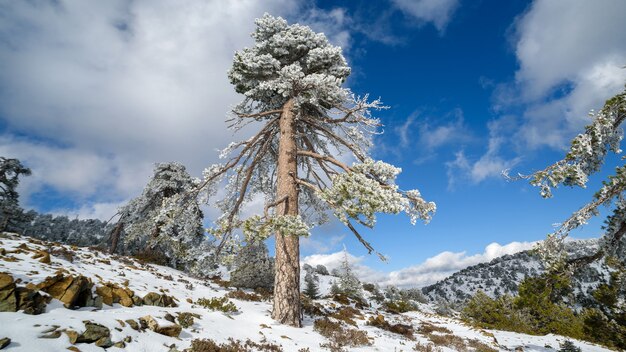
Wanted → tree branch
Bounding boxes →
[235,109,284,119]
[346,220,386,262]
[297,150,351,173]
[264,195,289,218]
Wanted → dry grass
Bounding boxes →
[313,318,371,352]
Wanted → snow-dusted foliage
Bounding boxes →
[331,250,362,299]
[0,157,32,232]
[230,240,274,290]
[198,13,435,258]
[117,162,208,273]
[513,87,626,269]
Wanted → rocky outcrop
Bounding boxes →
[37,273,97,309]
[139,315,182,337]
[142,292,178,307]
[0,273,48,314]
[0,337,10,349]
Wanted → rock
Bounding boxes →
[139,315,181,337]
[76,322,110,343]
[142,292,177,307]
[0,273,17,312]
[95,283,135,307]
[32,250,51,264]
[37,274,94,309]
[15,287,48,314]
[124,336,132,343]
[66,347,81,352]
[39,331,62,338]
[0,338,10,349]
[164,313,175,323]
[125,319,139,331]
[112,341,126,348]
[65,330,79,344]
[94,336,113,348]
[0,273,48,314]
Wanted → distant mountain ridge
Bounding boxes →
[421,238,615,308]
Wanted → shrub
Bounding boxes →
[427,333,466,351]
[417,323,452,335]
[413,342,442,352]
[226,290,263,302]
[384,300,417,314]
[558,340,582,352]
[313,318,371,351]
[186,338,281,352]
[177,312,198,328]
[366,314,414,339]
[329,306,362,326]
[196,297,238,313]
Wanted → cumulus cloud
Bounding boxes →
[0,0,357,219]
[508,0,626,149]
[303,240,536,288]
[391,0,459,32]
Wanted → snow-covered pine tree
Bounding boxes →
[511,87,626,270]
[196,14,435,326]
[0,157,33,232]
[230,240,275,290]
[303,271,320,299]
[112,162,208,272]
[336,249,362,299]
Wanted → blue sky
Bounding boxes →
[1,0,625,287]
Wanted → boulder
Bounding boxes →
[139,315,181,337]
[76,322,110,344]
[95,283,135,307]
[0,273,17,312]
[142,292,177,307]
[37,274,94,308]
[0,273,48,314]
[65,330,79,344]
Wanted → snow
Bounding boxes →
[0,232,613,351]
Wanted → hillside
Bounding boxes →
[0,232,612,351]
[422,239,615,308]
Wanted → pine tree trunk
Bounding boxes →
[272,98,302,327]
[109,221,124,254]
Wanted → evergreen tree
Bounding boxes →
[558,340,582,352]
[336,249,362,299]
[196,14,435,326]
[0,157,32,232]
[303,271,320,299]
[113,162,207,272]
[230,240,274,290]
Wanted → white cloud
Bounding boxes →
[0,1,358,220]
[509,0,626,149]
[391,0,459,32]
[446,117,521,189]
[303,240,536,288]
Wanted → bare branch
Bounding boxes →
[297,150,351,173]
[264,195,289,218]
[235,109,284,119]
[346,221,386,262]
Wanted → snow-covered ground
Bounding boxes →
[0,233,612,351]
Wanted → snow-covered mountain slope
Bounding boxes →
[422,239,614,308]
[0,233,612,351]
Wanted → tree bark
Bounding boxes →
[272,98,302,327]
[109,221,124,254]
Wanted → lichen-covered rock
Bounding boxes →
[37,274,93,308]
[139,315,182,337]
[229,241,274,290]
[142,292,177,307]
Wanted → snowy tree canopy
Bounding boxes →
[198,14,435,259]
[0,157,32,232]
[115,162,209,272]
[511,87,626,269]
